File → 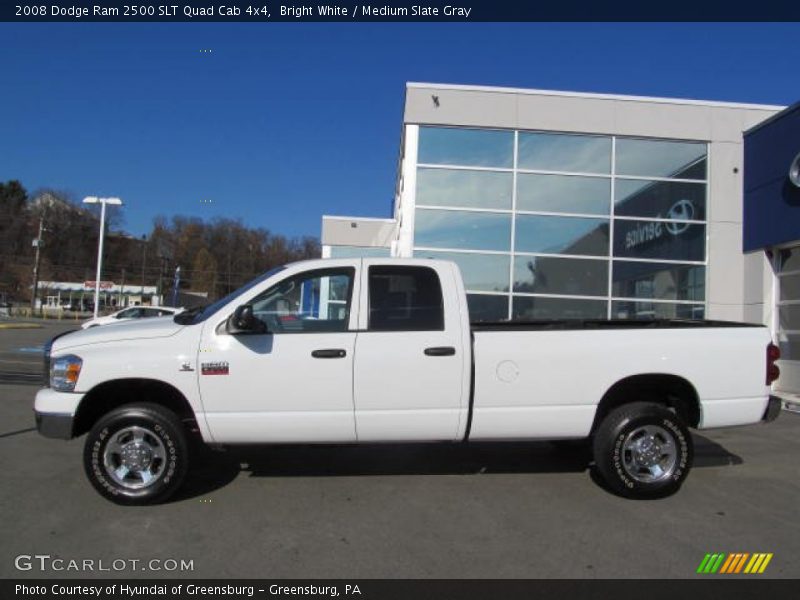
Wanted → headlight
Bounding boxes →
[50,355,83,392]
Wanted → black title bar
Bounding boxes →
[4,579,800,600]
[4,0,800,21]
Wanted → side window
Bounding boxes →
[117,308,139,319]
[368,266,444,331]
[250,268,354,333]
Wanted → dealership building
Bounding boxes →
[321,83,800,398]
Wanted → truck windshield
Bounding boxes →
[174,266,286,325]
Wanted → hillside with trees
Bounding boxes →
[0,180,320,304]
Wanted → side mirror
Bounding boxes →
[226,304,267,335]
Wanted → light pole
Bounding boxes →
[83,196,122,318]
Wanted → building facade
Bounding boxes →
[743,102,800,400]
[323,83,783,325]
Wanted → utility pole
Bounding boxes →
[30,215,45,314]
[119,268,126,308]
[140,235,147,302]
[157,255,168,306]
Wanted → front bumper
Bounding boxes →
[35,411,74,439]
[34,388,83,440]
[762,395,782,423]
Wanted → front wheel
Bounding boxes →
[83,403,189,505]
[592,402,693,499]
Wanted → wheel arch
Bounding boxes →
[73,378,197,438]
[591,373,701,434]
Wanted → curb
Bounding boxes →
[0,323,44,330]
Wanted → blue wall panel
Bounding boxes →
[743,103,800,252]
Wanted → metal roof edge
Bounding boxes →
[406,82,786,112]
[744,101,800,137]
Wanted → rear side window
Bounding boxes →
[368,266,444,331]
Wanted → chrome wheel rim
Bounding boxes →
[103,426,167,490]
[621,425,678,483]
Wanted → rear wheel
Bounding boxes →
[83,403,189,505]
[593,402,693,498]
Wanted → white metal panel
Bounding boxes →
[700,397,769,428]
[50,324,213,442]
[197,263,362,443]
[199,330,358,443]
[406,82,785,112]
[34,389,85,415]
[396,125,419,258]
[471,325,771,436]
[468,406,596,440]
[353,260,471,441]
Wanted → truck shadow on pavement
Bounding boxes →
[173,433,742,502]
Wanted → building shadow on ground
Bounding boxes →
[172,433,742,502]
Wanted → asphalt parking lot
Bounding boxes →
[1,319,799,579]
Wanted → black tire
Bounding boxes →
[592,402,693,499]
[83,403,189,505]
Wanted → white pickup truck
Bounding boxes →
[35,259,782,504]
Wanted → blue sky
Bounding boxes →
[2,22,799,240]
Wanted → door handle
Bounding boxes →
[424,346,456,357]
[311,349,347,359]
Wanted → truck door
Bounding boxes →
[353,262,470,441]
[198,266,359,443]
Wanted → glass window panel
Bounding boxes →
[415,250,510,293]
[518,132,611,174]
[517,174,611,215]
[613,220,705,261]
[415,208,511,252]
[416,168,512,209]
[778,333,800,360]
[329,246,391,258]
[251,269,354,333]
[613,262,705,301]
[513,256,608,297]
[780,273,800,302]
[779,305,800,331]
[512,296,608,320]
[368,266,444,331]
[778,247,800,272]
[467,294,509,322]
[616,139,707,180]
[418,127,513,168]
[611,301,704,320]
[515,215,609,256]
[615,179,706,221]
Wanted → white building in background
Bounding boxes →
[36,281,160,310]
[322,82,784,324]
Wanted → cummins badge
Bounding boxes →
[201,361,229,375]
